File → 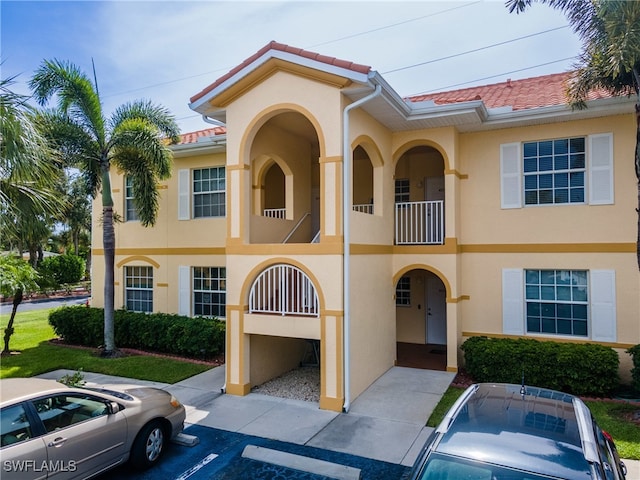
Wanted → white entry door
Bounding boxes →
[426,275,447,345]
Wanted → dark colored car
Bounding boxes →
[1,378,185,480]
[409,383,627,480]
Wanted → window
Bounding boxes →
[396,275,411,306]
[193,167,225,218]
[125,177,139,221]
[525,269,588,337]
[500,134,613,209]
[193,267,226,317]
[33,395,108,432]
[523,138,586,205]
[1,404,32,447]
[125,266,153,313]
[395,179,410,203]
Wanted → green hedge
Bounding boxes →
[49,306,225,359]
[627,344,640,393]
[461,336,619,397]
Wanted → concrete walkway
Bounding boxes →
[39,366,453,466]
[38,366,640,476]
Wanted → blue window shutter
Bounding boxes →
[588,133,614,205]
[500,143,522,209]
[502,269,524,335]
[590,270,616,342]
[178,266,190,316]
[178,169,190,220]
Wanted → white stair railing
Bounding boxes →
[249,264,319,316]
[395,200,444,244]
[353,203,373,214]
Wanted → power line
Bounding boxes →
[382,25,570,75]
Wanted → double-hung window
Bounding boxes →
[125,266,153,313]
[395,179,410,204]
[502,269,616,342]
[125,177,139,221]
[396,275,411,306]
[525,269,588,336]
[193,267,226,318]
[193,167,225,218]
[178,167,226,220]
[501,133,613,209]
[523,138,585,205]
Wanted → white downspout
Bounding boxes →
[342,83,382,413]
[202,115,226,127]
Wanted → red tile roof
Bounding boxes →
[177,127,226,145]
[189,41,372,104]
[406,72,611,110]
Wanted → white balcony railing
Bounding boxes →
[395,200,444,245]
[263,208,286,219]
[353,203,373,214]
[249,264,319,316]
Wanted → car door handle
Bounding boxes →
[48,437,67,447]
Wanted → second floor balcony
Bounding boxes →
[395,200,444,245]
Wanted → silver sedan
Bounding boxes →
[1,378,185,479]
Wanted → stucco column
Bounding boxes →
[446,301,460,373]
[225,309,251,395]
[319,313,344,411]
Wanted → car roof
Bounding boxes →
[1,378,69,405]
[435,383,596,480]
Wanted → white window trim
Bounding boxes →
[124,265,153,313]
[502,268,616,342]
[500,133,613,209]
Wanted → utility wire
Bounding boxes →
[382,25,569,75]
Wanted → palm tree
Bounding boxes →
[0,76,61,244]
[29,59,180,356]
[506,0,640,269]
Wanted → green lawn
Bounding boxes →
[428,386,640,461]
[1,308,211,383]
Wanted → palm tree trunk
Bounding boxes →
[635,102,640,270]
[101,165,117,355]
[2,289,23,354]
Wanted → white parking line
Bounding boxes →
[174,453,219,480]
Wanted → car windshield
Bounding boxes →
[415,453,561,480]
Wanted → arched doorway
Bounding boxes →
[395,269,447,370]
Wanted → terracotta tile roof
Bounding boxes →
[190,40,372,104]
[406,72,612,110]
[177,127,226,145]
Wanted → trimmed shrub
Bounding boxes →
[627,344,640,393]
[38,254,86,287]
[461,336,619,397]
[49,306,225,359]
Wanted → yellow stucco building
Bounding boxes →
[92,42,640,412]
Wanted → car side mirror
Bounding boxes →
[106,401,120,414]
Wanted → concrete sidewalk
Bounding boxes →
[38,366,640,476]
[39,366,453,466]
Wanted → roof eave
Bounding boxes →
[190,49,372,116]
[171,135,227,158]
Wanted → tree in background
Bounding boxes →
[0,255,39,355]
[29,59,180,356]
[0,76,62,261]
[507,0,640,268]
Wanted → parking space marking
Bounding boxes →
[174,453,218,480]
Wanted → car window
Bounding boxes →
[32,394,109,432]
[593,424,622,480]
[1,404,32,447]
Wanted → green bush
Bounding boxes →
[461,336,619,397]
[627,344,640,393]
[38,255,86,288]
[49,306,225,359]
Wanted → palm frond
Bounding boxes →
[29,59,106,146]
[110,99,181,144]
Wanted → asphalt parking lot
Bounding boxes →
[101,424,411,480]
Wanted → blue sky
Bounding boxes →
[1,1,581,133]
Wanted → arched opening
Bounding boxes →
[263,162,286,219]
[394,145,445,245]
[395,269,447,370]
[250,111,320,243]
[352,145,373,214]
